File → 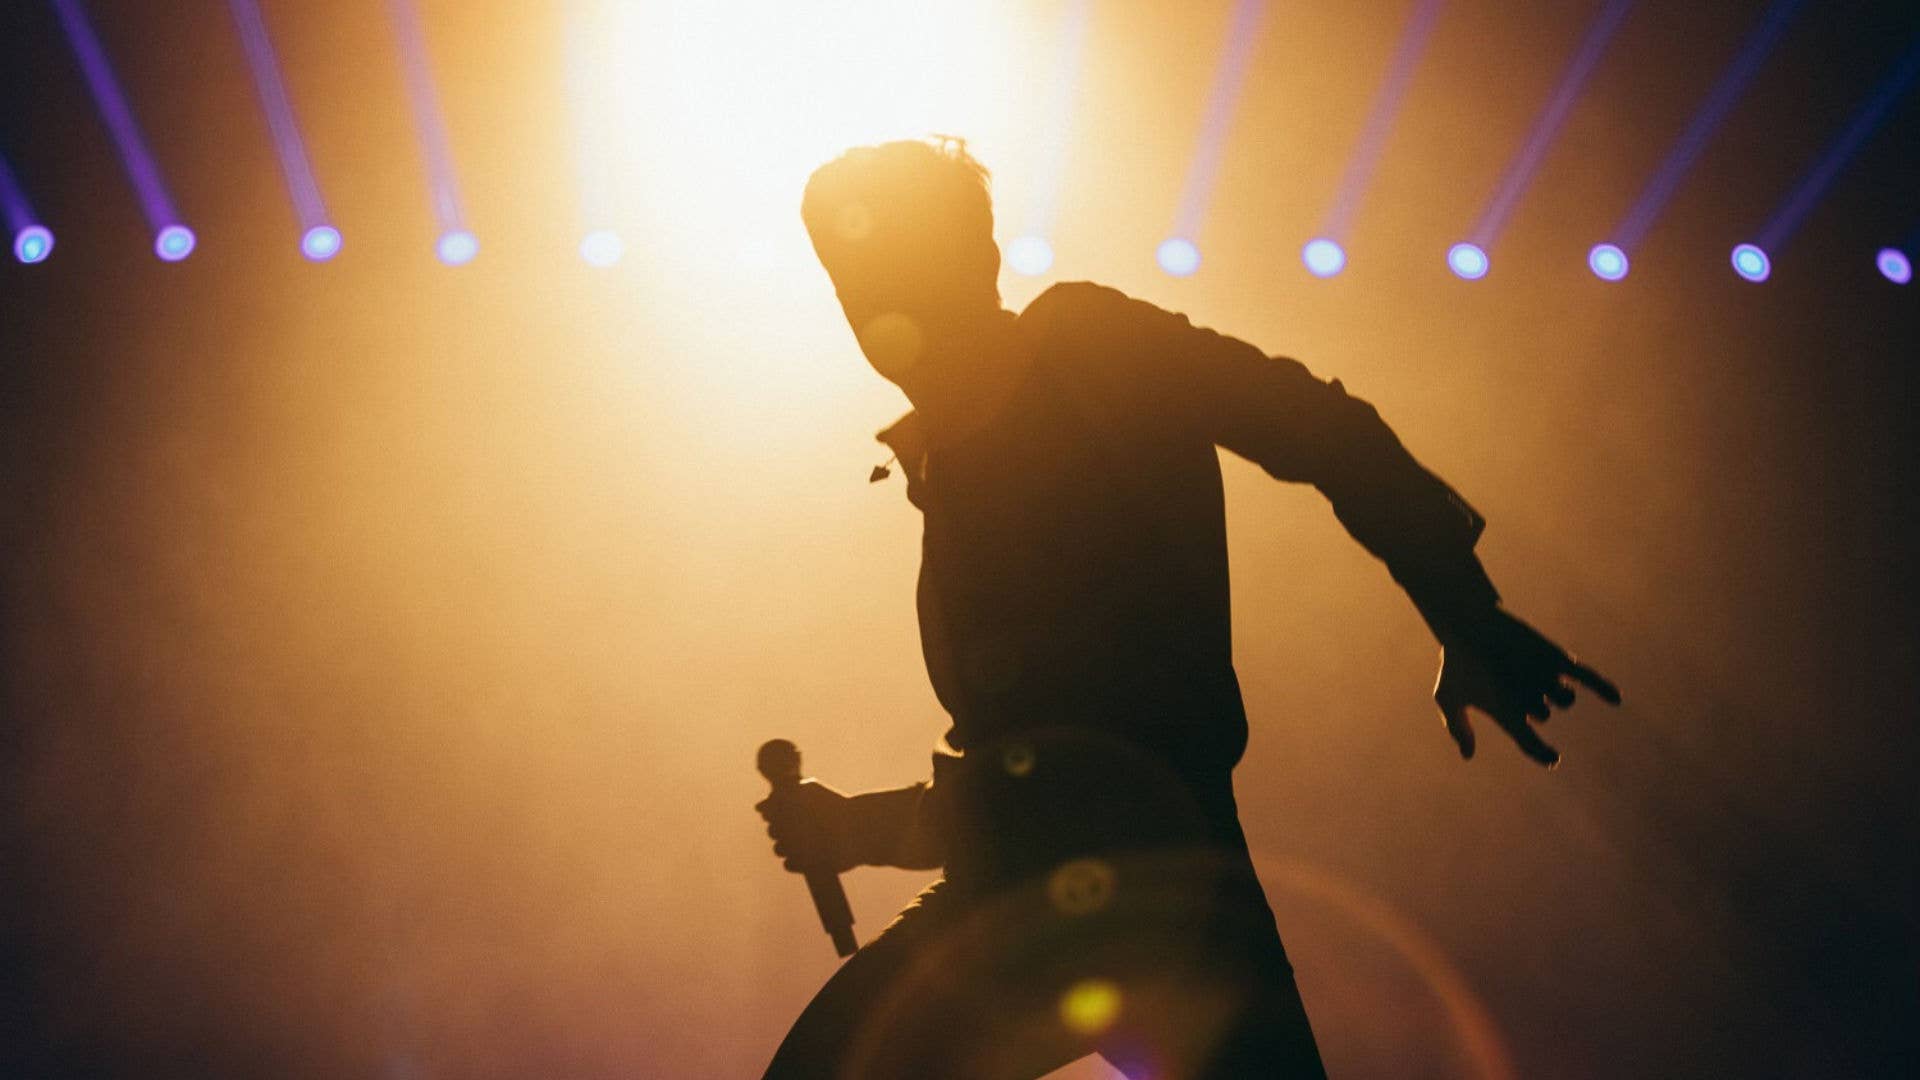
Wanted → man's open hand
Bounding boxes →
[1433,608,1620,766]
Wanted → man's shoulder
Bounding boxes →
[1018,281,1153,330]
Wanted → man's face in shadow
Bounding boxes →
[819,210,992,391]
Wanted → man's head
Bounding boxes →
[802,138,1002,382]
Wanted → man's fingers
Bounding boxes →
[1498,712,1561,767]
[1545,682,1576,709]
[1437,696,1475,760]
[1565,660,1621,705]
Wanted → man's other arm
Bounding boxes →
[1039,283,1620,764]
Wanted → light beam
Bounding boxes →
[1750,34,1920,261]
[1598,0,1801,276]
[1162,0,1270,276]
[566,3,625,267]
[52,0,194,260]
[1308,0,1447,277]
[1008,0,1092,277]
[229,0,339,261]
[1456,0,1635,279]
[1,150,54,265]
[389,0,475,265]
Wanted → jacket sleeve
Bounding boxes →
[1052,283,1501,635]
[844,782,946,870]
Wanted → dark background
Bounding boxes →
[3,1,1916,1077]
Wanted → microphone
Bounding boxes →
[756,739,858,957]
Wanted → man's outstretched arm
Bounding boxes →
[1066,284,1620,764]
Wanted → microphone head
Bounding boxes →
[756,738,802,784]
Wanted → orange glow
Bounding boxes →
[12,3,1905,1078]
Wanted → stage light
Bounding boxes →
[391,0,473,270]
[301,225,341,261]
[1877,248,1912,284]
[1750,39,1920,263]
[1008,0,1091,271]
[1006,235,1053,276]
[1,153,51,264]
[54,0,190,258]
[1164,0,1269,267]
[436,230,477,266]
[1157,237,1201,277]
[1611,0,1802,255]
[1462,0,1634,265]
[1311,0,1445,258]
[232,0,338,263]
[580,229,624,268]
[1588,243,1628,281]
[1447,242,1488,280]
[14,225,53,264]
[1301,238,1345,278]
[155,224,196,262]
[1731,243,1770,282]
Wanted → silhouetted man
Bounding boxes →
[758,138,1618,1079]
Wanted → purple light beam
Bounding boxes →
[1317,0,1447,245]
[51,0,191,254]
[229,0,336,257]
[1468,0,1635,250]
[0,149,50,254]
[1169,0,1270,242]
[1609,0,1801,254]
[388,0,473,260]
[1756,33,1920,253]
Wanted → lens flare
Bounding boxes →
[14,225,53,264]
[1059,979,1122,1036]
[1005,235,1054,276]
[1588,243,1628,281]
[1876,247,1911,285]
[1447,242,1488,280]
[154,224,196,262]
[301,225,341,261]
[580,229,624,268]
[1731,243,1770,282]
[1156,237,1200,277]
[1301,237,1346,278]
[436,230,478,266]
[858,312,924,381]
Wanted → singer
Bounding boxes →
[755,138,1618,1079]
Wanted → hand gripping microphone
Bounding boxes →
[756,739,858,957]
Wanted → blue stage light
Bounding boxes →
[155,224,195,262]
[580,229,623,268]
[1006,235,1054,276]
[1156,237,1200,277]
[301,225,341,261]
[1447,242,1488,280]
[1876,247,1911,285]
[1301,238,1346,278]
[1731,243,1770,282]
[1588,243,1629,281]
[436,229,477,266]
[14,225,53,264]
